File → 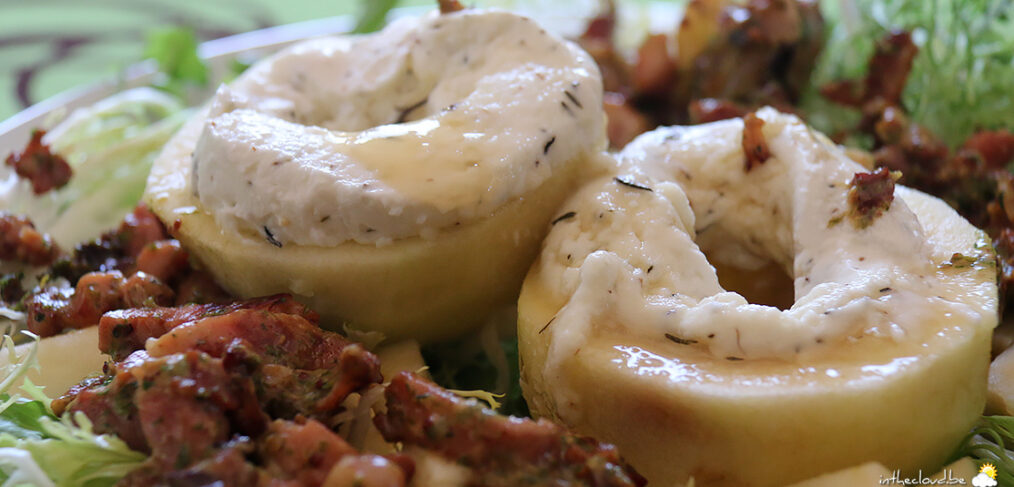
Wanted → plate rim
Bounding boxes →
[0,14,366,152]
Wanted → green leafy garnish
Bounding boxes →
[953,415,1014,486]
[422,335,530,418]
[809,0,1014,146]
[0,411,147,487]
[0,335,146,487]
[353,0,402,34]
[0,400,49,441]
[142,27,209,98]
[1,88,188,248]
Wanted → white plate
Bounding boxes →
[0,14,367,154]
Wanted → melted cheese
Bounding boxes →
[537,108,990,394]
[187,10,604,246]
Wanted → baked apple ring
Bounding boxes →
[145,9,607,342]
[518,108,998,486]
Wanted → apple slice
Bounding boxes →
[0,327,104,395]
[518,109,998,486]
[143,9,608,344]
[146,104,595,344]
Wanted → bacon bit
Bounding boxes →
[820,33,1014,313]
[4,130,72,194]
[49,204,170,285]
[687,0,822,106]
[258,419,358,486]
[121,271,175,308]
[962,129,1014,170]
[25,270,175,337]
[62,349,267,466]
[632,34,677,95]
[819,79,863,107]
[134,441,260,486]
[137,352,266,470]
[0,273,24,303]
[54,371,150,451]
[21,203,229,337]
[437,0,464,14]
[143,308,369,372]
[0,213,60,266]
[120,204,172,258]
[581,2,615,41]
[98,294,318,361]
[737,0,803,44]
[821,31,917,111]
[57,299,392,485]
[578,2,630,95]
[375,372,645,486]
[603,92,651,148]
[847,167,899,229]
[873,106,909,145]
[689,98,748,124]
[865,31,918,106]
[742,112,771,171]
[134,240,189,283]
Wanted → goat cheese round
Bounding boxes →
[184,9,604,247]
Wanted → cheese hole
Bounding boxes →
[694,219,795,310]
[712,259,795,310]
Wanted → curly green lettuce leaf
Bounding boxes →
[0,28,200,249]
[808,0,1014,147]
[0,335,145,487]
[0,412,146,487]
[422,331,530,417]
[353,0,402,34]
[143,27,209,99]
[0,335,38,401]
[952,415,1014,486]
[0,88,188,247]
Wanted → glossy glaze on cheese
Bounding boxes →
[535,109,995,409]
[179,10,604,246]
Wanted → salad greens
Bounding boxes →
[142,27,210,100]
[954,416,1014,486]
[0,88,188,248]
[0,23,204,248]
[353,0,402,34]
[0,336,145,487]
[808,0,1014,147]
[422,333,530,418]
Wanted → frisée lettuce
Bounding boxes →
[0,335,145,487]
[807,0,1014,147]
[0,88,188,248]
